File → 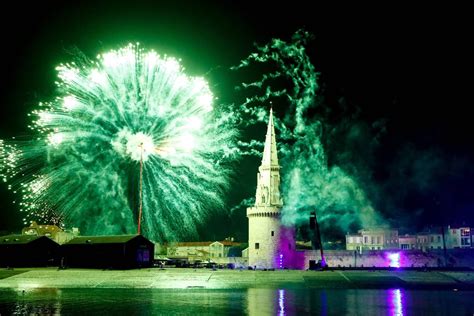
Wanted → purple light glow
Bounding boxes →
[387,252,401,268]
[275,226,306,269]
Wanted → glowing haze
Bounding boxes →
[0,44,237,241]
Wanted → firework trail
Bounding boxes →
[233,30,384,233]
[0,44,237,241]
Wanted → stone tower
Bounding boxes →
[247,109,290,269]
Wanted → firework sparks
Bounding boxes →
[1,44,237,241]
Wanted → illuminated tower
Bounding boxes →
[247,109,288,269]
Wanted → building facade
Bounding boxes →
[62,235,154,269]
[447,226,472,248]
[166,241,242,260]
[416,232,443,251]
[247,109,294,269]
[347,226,473,252]
[0,234,60,267]
[346,228,399,251]
[399,235,417,250]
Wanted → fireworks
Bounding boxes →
[233,30,383,232]
[0,44,237,241]
[1,31,385,241]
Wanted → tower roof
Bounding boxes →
[261,108,279,166]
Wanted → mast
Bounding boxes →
[137,143,144,235]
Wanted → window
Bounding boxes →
[364,236,368,244]
[271,231,274,237]
[461,228,470,237]
[377,236,381,244]
[430,236,434,242]
[255,243,259,249]
[371,237,374,244]
[437,236,441,243]
[261,195,265,203]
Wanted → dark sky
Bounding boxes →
[0,1,472,240]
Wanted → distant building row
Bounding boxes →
[166,239,244,260]
[346,226,472,252]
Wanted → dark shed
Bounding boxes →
[61,235,154,269]
[0,234,60,267]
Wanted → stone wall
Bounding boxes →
[212,256,248,268]
[301,249,474,270]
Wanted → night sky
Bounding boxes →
[0,2,472,241]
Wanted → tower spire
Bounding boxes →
[253,109,282,207]
[261,108,279,167]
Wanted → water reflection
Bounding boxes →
[389,289,404,316]
[0,287,472,315]
[246,288,330,316]
[278,289,285,315]
[320,291,327,316]
[10,288,62,315]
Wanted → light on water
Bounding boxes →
[0,288,472,315]
[389,289,404,316]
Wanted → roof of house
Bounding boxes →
[0,234,55,245]
[175,241,213,247]
[221,241,242,247]
[174,241,243,247]
[358,228,398,234]
[64,235,149,245]
[21,221,63,235]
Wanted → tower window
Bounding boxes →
[255,243,260,249]
[262,195,265,203]
[271,231,274,236]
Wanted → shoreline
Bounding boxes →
[1,268,473,290]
